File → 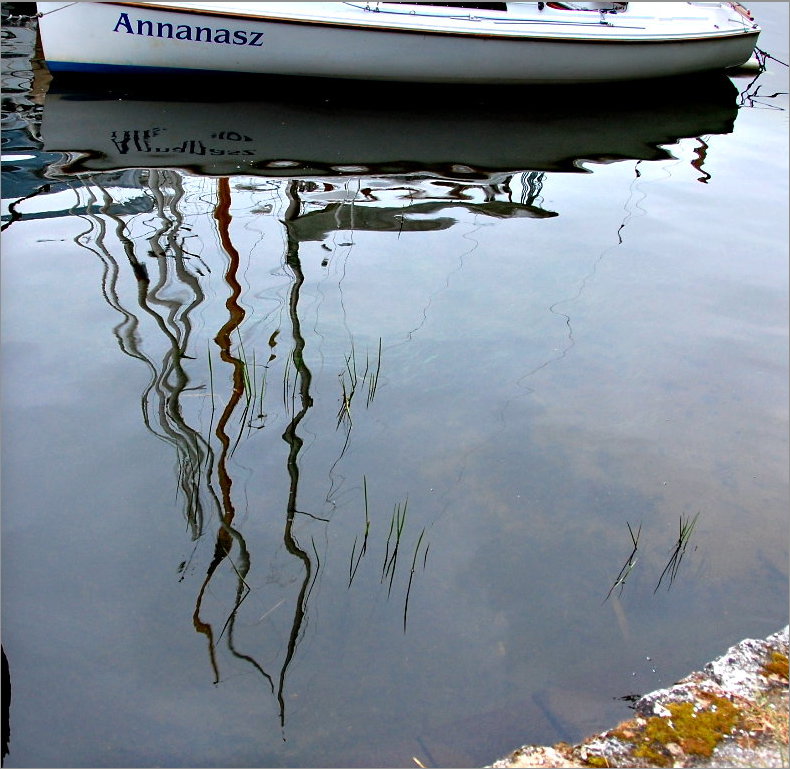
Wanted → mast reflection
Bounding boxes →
[278,180,316,728]
[192,175,259,689]
[68,167,485,727]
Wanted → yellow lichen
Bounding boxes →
[609,722,639,741]
[762,651,789,680]
[627,696,739,766]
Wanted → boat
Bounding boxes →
[35,1,760,84]
[39,73,740,180]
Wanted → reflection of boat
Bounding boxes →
[35,2,760,83]
[41,73,741,180]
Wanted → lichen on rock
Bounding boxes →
[489,626,789,769]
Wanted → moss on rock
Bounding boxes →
[490,626,789,769]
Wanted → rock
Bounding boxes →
[636,625,789,718]
[489,626,789,768]
[490,745,583,768]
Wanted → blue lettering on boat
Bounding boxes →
[113,12,264,46]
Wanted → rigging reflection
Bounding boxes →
[65,168,521,728]
[68,170,287,718]
[74,171,219,541]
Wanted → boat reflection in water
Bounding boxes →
[38,73,743,731]
[43,72,741,179]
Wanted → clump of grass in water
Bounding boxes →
[604,520,641,603]
[382,497,408,596]
[227,330,273,455]
[255,328,278,426]
[403,527,428,632]
[654,511,699,593]
[337,338,382,429]
[337,352,356,428]
[346,481,429,629]
[235,331,253,448]
[348,476,371,587]
[366,337,382,407]
[205,329,278,457]
[245,330,277,431]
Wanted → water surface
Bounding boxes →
[2,4,788,767]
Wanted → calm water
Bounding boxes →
[2,4,788,767]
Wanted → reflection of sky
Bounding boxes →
[2,6,788,768]
[4,141,789,769]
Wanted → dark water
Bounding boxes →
[2,4,787,767]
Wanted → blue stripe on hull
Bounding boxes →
[46,61,242,76]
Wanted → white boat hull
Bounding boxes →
[36,1,760,84]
